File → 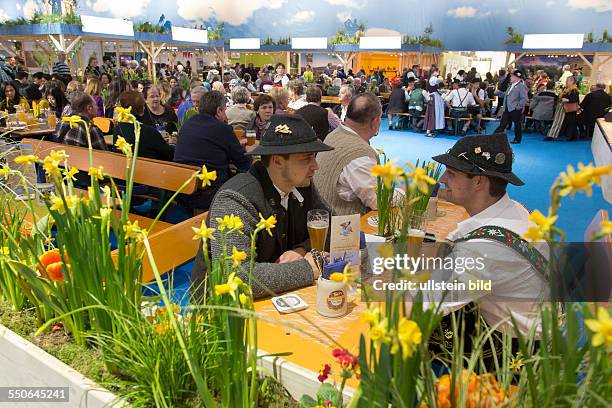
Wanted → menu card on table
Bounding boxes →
[329,214,361,271]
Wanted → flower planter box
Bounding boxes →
[0,324,125,408]
[258,351,354,402]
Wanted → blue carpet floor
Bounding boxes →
[373,118,610,242]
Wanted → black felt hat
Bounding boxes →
[432,132,524,186]
[511,70,524,79]
[246,114,334,156]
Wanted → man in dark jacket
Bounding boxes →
[0,55,16,85]
[295,85,337,141]
[577,83,611,139]
[174,90,252,210]
[191,115,334,300]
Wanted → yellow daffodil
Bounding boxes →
[123,220,147,241]
[231,246,247,267]
[115,106,134,123]
[197,165,217,187]
[0,164,10,180]
[529,209,557,231]
[88,166,105,181]
[369,317,390,347]
[599,220,612,236]
[257,213,277,236]
[42,157,60,177]
[99,207,112,218]
[114,136,133,157]
[48,194,78,214]
[63,166,79,182]
[360,304,381,326]
[397,318,422,359]
[329,264,357,285]
[577,163,612,186]
[214,272,243,300]
[509,355,524,372]
[375,148,385,155]
[216,214,243,232]
[523,209,558,242]
[62,115,82,128]
[14,155,39,166]
[406,163,437,194]
[239,293,249,306]
[192,220,216,241]
[584,306,612,348]
[48,149,68,162]
[371,161,404,189]
[427,162,436,172]
[558,164,593,197]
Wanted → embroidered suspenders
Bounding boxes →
[453,225,549,279]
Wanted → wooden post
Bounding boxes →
[115,43,120,69]
[286,51,291,75]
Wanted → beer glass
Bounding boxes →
[246,130,256,146]
[406,212,428,259]
[307,209,329,252]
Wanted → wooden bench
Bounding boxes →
[22,138,205,282]
[23,138,200,195]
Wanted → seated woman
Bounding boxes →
[114,90,174,161]
[226,86,255,130]
[46,86,69,119]
[247,94,275,139]
[138,85,179,135]
[1,81,30,113]
[269,87,290,115]
[84,78,104,117]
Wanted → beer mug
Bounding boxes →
[307,209,329,252]
[246,130,256,146]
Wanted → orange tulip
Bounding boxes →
[37,249,69,282]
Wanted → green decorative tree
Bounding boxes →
[504,26,523,45]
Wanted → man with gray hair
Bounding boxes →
[226,86,256,129]
[332,84,354,122]
[177,85,207,123]
[314,93,384,215]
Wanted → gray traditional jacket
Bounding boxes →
[191,161,331,299]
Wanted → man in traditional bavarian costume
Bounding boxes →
[425,132,549,367]
[191,115,334,300]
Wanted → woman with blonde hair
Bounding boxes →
[158,79,172,105]
[212,81,226,94]
[83,77,104,117]
[268,87,289,114]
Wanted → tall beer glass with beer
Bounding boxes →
[406,213,427,259]
[307,209,329,252]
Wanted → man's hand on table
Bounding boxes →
[277,250,304,264]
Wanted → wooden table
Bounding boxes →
[254,200,468,396]
[0,127,56,139]
[321,96,341,105]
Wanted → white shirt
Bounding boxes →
[273,184,304,210]
[288,95,308,110]
[340,105,348,122]
[336,125,403,210]
[444,88,476,108]
[421,194,549,337]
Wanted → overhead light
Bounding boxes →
[523,33,584,49]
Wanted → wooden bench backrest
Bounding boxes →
[22,138,200,194]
